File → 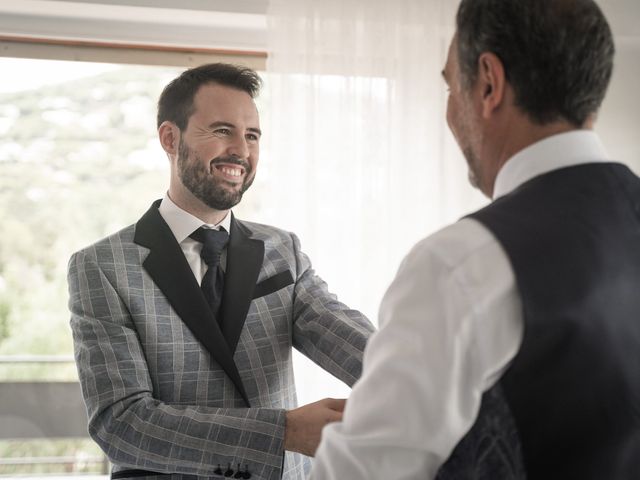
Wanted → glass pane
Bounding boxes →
[0,58,182,378]
[0,57,184,477]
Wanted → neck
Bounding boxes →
[484,117,588,197]
[167,189,229,226]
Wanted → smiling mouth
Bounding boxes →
[212,164,246,181]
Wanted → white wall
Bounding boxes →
[596,1,640,172]
[0,0,267,52]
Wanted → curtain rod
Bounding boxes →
[0,34,267,57]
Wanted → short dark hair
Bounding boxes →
[456,0,615,126]
[157,63,262,130]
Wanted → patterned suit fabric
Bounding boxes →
[435,385,526,480]
[68,202,374,480]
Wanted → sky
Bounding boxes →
[0,57,119,94]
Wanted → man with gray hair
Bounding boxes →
[312,1,639,478]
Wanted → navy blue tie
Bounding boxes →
[190,227,229,318]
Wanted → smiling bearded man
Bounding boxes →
[68,63,375,480]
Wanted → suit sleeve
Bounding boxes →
[68,249,286,480]
[289,233,376,386]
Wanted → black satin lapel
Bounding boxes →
[134,201,249,405]
[221,215,264,355]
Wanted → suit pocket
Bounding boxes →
[252,270,294,299]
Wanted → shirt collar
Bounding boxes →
[158,193,232,243]
[493,130,611,200]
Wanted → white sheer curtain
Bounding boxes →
[256,0,640,404]
[253,0,487,403]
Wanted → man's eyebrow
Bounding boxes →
[207,121,234,130]
[247,127,262,136]
[441,69,448,82]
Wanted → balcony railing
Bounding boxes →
[0,355,108,478]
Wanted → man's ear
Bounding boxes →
[158,121,180,156]
[477,52,506,119]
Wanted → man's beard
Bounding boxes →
[177,137,254,211]
[463,146,481,190]
[455,112,482,192]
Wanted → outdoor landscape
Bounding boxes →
[0,61,180,475]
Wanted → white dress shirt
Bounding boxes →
[158,194,232,284]
[311,130,611,480]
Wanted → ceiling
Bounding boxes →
[0,0,636,54]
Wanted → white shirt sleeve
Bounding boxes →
[311,218,523,480]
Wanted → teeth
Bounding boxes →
[220,167,242,177]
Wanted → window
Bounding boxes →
[0,57,183,476]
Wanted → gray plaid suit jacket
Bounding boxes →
[68,201,374,480]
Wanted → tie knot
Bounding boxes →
[190,227,229,267]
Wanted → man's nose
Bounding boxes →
[227,134,250,159]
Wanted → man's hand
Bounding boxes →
[284,398,346,457]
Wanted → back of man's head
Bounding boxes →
[157,63,262,131]
[456,0,615,127]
